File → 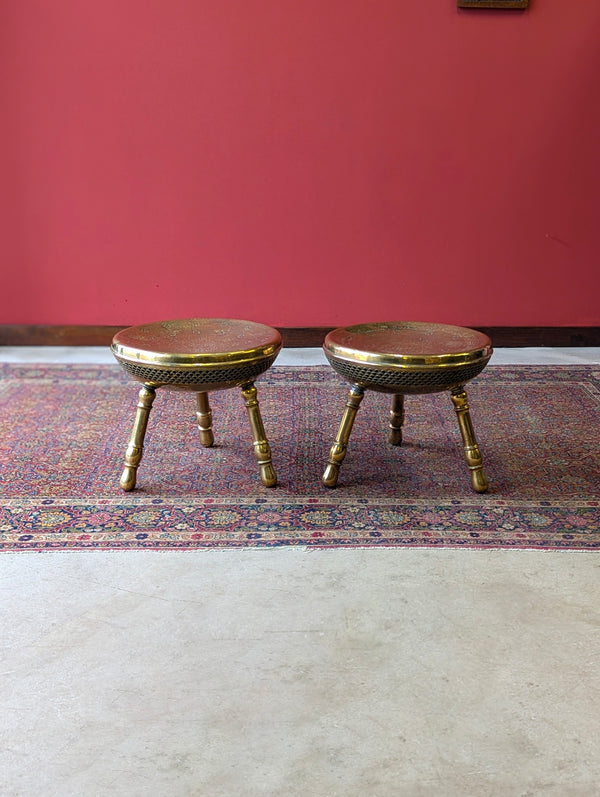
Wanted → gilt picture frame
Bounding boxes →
[458,0,528,8]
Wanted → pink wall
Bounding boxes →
[2,0,600,328]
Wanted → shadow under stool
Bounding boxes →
[322,322,493,493]
[111,318,281,490]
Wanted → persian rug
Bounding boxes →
[0,363,599,552]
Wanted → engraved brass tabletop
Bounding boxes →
[322,322,493,493]
[112,318,282,491]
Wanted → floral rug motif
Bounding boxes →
[1,364,599,551]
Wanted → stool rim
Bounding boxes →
[111,318,282,368]
[323,321,492,370]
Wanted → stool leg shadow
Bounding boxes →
[196,391,214,447]
[323,385,365,487]
[120,384,157,491]
[450,386,488,493]
[389,394,405,446]
[240,382,277,487]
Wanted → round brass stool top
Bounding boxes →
[112,318,282,391]
[324,321,492,394]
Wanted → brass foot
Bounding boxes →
[196,391,214,447]
[450,386,488,493]
[241,382,277,487]
[323,385,365,488]
[120,384,156,491]
[389,394,405,446]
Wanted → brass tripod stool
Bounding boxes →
[322,322,493,493]
[111,318,281,490]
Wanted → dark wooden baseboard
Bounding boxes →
[0,324,333,348]
[472,327,600,348]
[1,325,599,348]
[0,325,127,347]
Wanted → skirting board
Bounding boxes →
[0,325,600,348]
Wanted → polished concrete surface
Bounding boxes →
[1,348,600,795]
[3,548,600,796]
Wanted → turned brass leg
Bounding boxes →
[196,391,214,447]
[120,384,156,492]
[450,386,488,493]
[389,394,405,446]
[323,385,365,488]
[241,382,277,487]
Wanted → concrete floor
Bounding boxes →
[1,348,600,796]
